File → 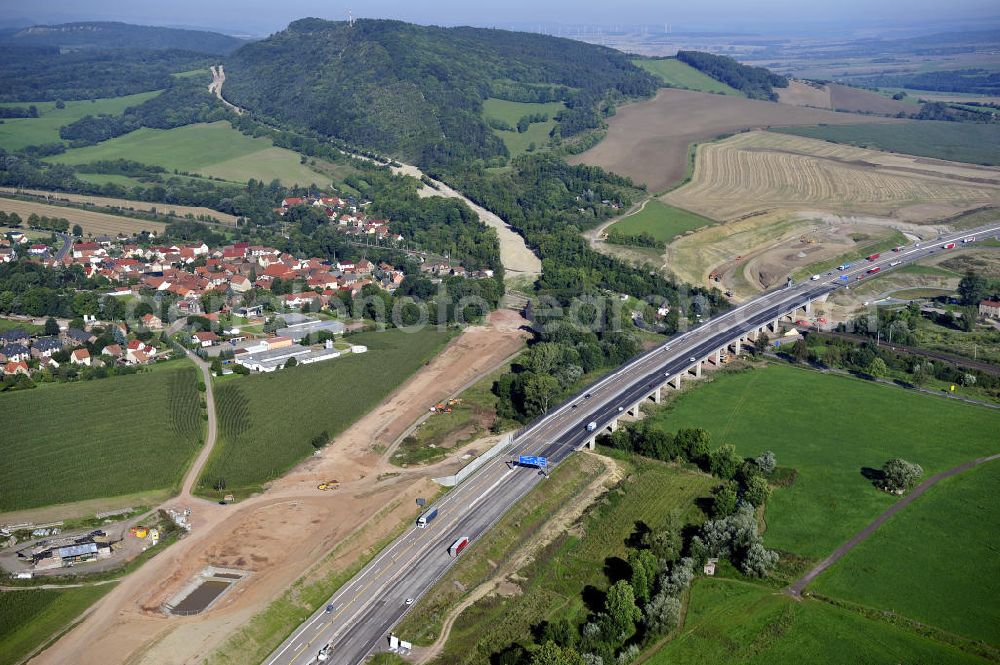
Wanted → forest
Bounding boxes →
[222,18,659,168]
[676,50,788,100]
[0,21,245,54]
[0,47,211,102]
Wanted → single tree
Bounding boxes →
[743,475,771,507]
[755,450,777,475]
[603,580,642,642]
[957,271,989,306]
[709,444,741,480]
[712,483,738,517]
[753,332,770,355]
[285,356,298,368]
[790,338,808,363]
[72,223,84,237]
[866,357,888,379]
[44,316,60,336]
[740,542,779,577]
[880,458,923,493]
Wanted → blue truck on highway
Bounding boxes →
[417,507,438,528]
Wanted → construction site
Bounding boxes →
[0,509,182,577]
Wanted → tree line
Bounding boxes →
[491,426,781,664]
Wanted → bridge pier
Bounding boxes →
[584,436,596,450]
[711,348,722,365]
[649,386,662,403]
[733,338,742,355]
[804,300,812,315]
[693,361,702,378]
[669,373,682,389]
[606,419,619,434]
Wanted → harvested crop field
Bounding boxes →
[0,188,238,226]
[777,80,832,108]
[568,88,897,193]
[664,131,1000,222]
[0,197,166,237]
[779,81,914,115]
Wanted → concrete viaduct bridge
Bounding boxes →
[576,290,825,449]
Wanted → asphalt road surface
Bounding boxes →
[265,224,1000,665]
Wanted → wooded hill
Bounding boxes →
[0,21,245,54]
[222,18,659,167]
[677,50,788,101]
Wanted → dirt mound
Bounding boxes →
[569,88,898,193]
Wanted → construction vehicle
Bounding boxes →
[317,480,340,491]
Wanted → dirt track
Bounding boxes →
[568,88,899,193]
[30,310,530,665]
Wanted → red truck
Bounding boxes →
[942,242,956,250]
[867,253,881,261]
[867,266,881,274]
[449,536,470,557]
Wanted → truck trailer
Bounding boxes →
[449,536,470,557]
[417,507,438,528]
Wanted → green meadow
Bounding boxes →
[0,91,160,151]
[51,121,330,186]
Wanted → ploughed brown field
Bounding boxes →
[568,88,900,193]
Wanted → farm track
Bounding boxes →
[788,452,1000,595]
[178,351,218,501]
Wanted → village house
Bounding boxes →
[3,360,30,376]
[192,331,220,347]
[141,313,164,330]
[980,300,1000,319]
[2,343,30,362]
[69,348,91,366]
[126,339,156,364]
[30,337,63,358]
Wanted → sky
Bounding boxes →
[2,0,999,37]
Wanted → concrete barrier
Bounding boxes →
[433,433,513,487]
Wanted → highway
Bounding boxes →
[265,223,1000,665]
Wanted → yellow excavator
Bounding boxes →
[317,480,340,491]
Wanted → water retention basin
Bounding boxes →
[164,567,248,616]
